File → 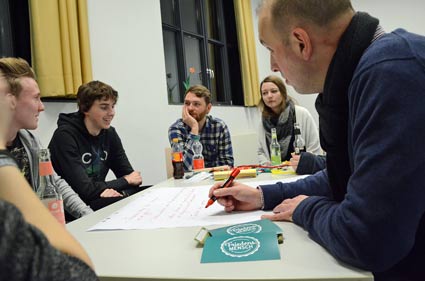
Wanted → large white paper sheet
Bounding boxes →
[88,175,308,231]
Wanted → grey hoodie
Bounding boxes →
[18,130,93,218]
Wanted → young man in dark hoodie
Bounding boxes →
[49,80,143,210]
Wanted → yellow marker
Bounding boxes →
[213,168,257,181]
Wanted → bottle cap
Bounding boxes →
[192,135,200,141]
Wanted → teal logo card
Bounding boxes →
[209,219,282,237]
[200,219,282,263]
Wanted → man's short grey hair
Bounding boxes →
[258,0,354,40]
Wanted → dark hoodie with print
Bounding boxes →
[48,112,134,205]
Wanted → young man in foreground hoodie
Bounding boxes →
[1,57,93,220]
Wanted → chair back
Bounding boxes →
[164,147,173,179]
[231,132,258,166]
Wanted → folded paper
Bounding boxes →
[199,219,283,263]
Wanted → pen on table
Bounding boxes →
[205,168,240,208]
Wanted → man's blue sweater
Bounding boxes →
[261,29,425,279]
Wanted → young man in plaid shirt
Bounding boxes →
[168,85,234,171]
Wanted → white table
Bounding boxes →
[67,173,373,281]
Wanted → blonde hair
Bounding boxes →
[0,57,36,97]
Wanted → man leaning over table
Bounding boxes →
[168,85,234,171]
[209,0,425,280]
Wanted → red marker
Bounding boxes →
[205,168,240,208]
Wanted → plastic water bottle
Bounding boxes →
[37,148,65,225]
[293,123,306,155]
[171,138,184,179]
[270,128,281,165]
[192,135,204,170]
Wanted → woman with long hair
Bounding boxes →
[257,75,323,172]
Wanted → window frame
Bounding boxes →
[160,0,243,106]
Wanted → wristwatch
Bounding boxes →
[0,149,18,168]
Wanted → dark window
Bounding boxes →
[160,0,243,106]
[0,0,31,62]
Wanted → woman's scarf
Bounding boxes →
[263,99,296,161]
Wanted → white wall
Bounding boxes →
[36,0,425,185]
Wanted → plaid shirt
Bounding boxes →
[168,115,234,171]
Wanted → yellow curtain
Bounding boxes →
[234,0,260,106]
[29,0,93,98]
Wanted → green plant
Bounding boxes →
[183,67,196,91]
